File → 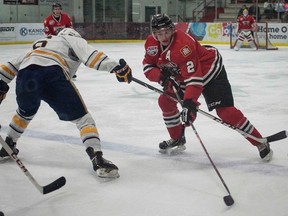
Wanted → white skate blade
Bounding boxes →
[97,168,120,178]
[159,145,186,155]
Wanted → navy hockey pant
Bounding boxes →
[16,65,87,121]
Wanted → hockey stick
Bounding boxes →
[0,136,66,194]
[172,85,234,206]
[131,77,287,144]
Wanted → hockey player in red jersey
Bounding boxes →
[44,3,77,79]
[142,14,272,161]
[44,3,73,36]
[0,28,132,178]
[234,9,258,51]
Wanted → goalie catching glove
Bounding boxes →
[181,99,199,125]
[0,80,9,104]
[111,59,132,83]
[160,63,180,89]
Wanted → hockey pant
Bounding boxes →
[234,30,258,50]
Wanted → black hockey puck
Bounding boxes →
[0,211,4,216]
[223,195,234,206]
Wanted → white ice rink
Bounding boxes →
[0,42,287,216]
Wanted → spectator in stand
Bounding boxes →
[263,0,275,19]
[283,0,288,22]
[274,0,285,19]
[248,1,261,21]
[44,3,72,36]
[285,0,288,11]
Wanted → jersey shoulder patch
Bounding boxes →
[147,46,158,56]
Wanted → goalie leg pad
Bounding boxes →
[234,40,243,51]
[249,41,258,51]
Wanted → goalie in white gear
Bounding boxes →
[0,28,132,178]
[234,9,258,51]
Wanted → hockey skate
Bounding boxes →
[0,136,19,161]
[159,135,186,155]
[257,142,273,161]
[86,147,119,178]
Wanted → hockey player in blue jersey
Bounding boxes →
[0,28,132,178]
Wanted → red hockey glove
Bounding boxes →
[0,80,9,104]
[181,99,198,125]
[111,59,132,83]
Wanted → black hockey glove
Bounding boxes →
[181,99,198,125]
[0,80,9,104]
[111,59,132,83]
[160,63,180,89]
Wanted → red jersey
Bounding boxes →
[237,15,255,31]
[143,30,223,102]
[44,13,72,35]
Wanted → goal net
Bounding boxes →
[229,22,278,50]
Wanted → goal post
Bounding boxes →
[229,22,278,50]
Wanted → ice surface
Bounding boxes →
[0,43,287,216]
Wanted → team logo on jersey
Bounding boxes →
[180,45,192,57]
[49,20,55,25]
[147,46,158,56]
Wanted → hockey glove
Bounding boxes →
[181,99,198,125]
[0,80,9,104]
[111,59,132,83]
[160,63,180,89]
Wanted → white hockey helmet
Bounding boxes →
[57,28,82,38]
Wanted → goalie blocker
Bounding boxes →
[230,22,278,50]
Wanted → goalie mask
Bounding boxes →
[58,28,82,38]
[243,9,249,17]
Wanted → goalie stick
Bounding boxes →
[0,136,66,194]
[131,77,287,144]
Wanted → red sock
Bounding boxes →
[216,106,262,146]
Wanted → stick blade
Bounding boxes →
[266,130,287,143]
[43,176,66,194]
[223,195,234,206]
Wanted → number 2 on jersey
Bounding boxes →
[186,61,195,73]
